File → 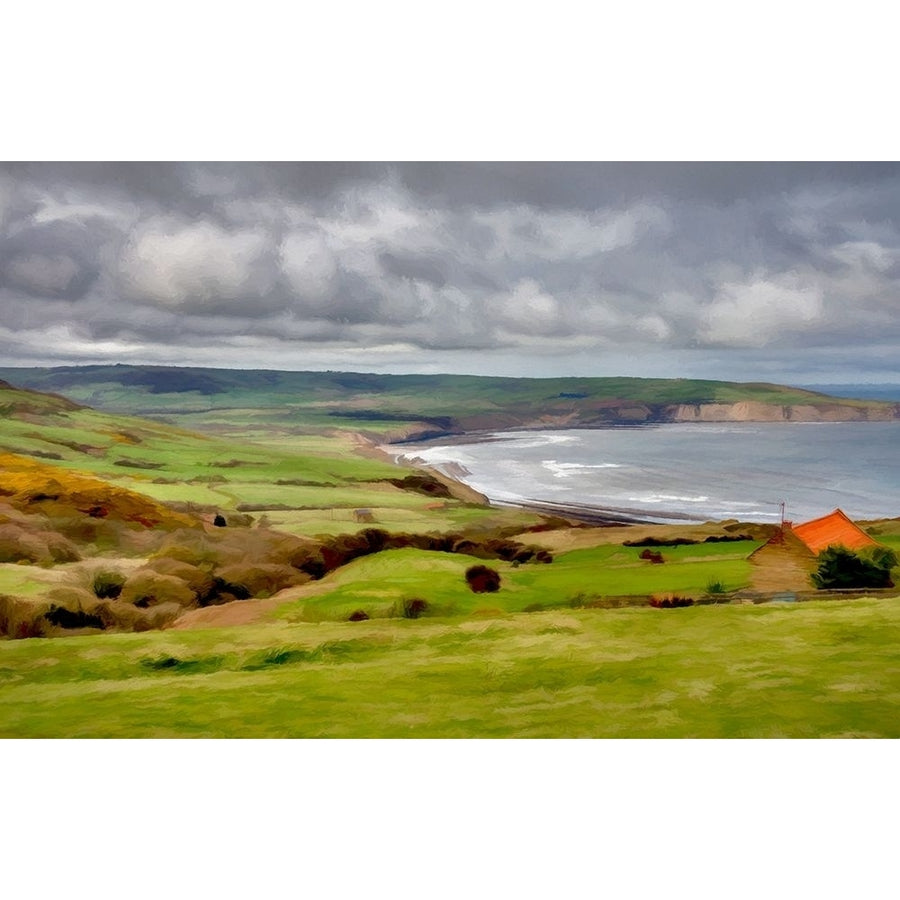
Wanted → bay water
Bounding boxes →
[390,422,900,524]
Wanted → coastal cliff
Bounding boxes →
[382,400,900,442]
[667,401,900,423]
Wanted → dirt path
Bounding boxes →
[168,578,334,630]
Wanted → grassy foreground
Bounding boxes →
[2,597,899,737]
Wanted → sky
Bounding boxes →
[1,161,899,384]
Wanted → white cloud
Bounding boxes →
[320,182,440,251]
[636,314,672,342]
[831,241,898,273]
[0,321,154,359]
[118,218,277,311]
[701,276,824,347]
[32,194,138,228]
[492,278,562,335]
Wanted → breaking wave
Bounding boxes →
[542,459,622,478]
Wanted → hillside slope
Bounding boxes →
[0,382,552,638]
[1,366,897,440]
[0,379,516,534]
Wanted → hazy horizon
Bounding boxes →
[2,358,900,390]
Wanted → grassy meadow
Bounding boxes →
[2,597,898,737]
[273,541,760,623]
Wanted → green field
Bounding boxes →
[2,597,898,737]
[275,542,760,622]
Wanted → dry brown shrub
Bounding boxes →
[215,562,308,598]
[44,533,81,563]
[141,558,215,598]
[133,602,183,631]
[0,524,49,563]
[46,585,97,609]
[0,593,50,638]
[120,572,196,608]
[232,530,321,568]
[45,515,167,557]
[94,600,142,631]
[153,530,222,567]
[77,594,130,629]
[154,527,323,578]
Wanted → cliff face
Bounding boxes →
[668,401,900,423]
[383,399,900,442]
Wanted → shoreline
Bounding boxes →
[360,424,900,530]
[374,432,659,527]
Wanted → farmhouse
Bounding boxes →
[749,508,881,592]
[790,508,880,555]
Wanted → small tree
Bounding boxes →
[811,545,897,590]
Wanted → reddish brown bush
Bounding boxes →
[402,598,429,618]
[639,549,665,564]
[465,565,501,593]
[649,595,694,609]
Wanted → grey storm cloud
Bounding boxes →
[1,162,899,380]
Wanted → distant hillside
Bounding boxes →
[1,366,897,440]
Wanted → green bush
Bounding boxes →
[811,545,897,590]
[92,570,126,599]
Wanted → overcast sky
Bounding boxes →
[1,161,899,383]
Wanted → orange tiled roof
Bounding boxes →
[790,508,880,556]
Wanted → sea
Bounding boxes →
[389,422,900,524]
